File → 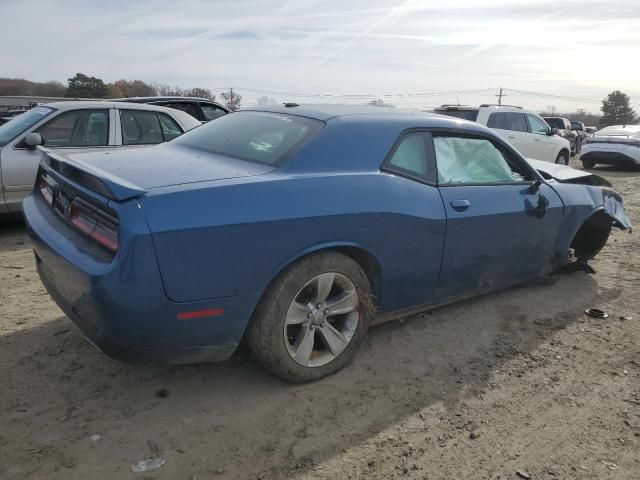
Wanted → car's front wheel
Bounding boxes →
[555,151,569,165]
[582,159,595,169]
[247,251,373,383]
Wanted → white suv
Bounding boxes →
[434,104,571,165]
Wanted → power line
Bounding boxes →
[214,85,640,108]
[211,86,498,100]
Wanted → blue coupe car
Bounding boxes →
[23,105,630,382]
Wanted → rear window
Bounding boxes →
[174,111,323,166]
[544,118,565,129]
[434,109,479,122]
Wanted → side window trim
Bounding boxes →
[380,130,437,186]
[427,129,540,187]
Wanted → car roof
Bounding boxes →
[239,104,496,132]
[597,124,640,135]
[434,104,528,113]
[112,96,220,104]
[40,100,184,112]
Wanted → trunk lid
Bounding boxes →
[61,143,276,192]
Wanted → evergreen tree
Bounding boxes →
[600,90,637,127]
[65,73,109,98]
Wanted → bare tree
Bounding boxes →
[184,87,216,101]
[107,79,155,98]
[0,77,65,97]
[220,88,242,111]
[257,95,277,106]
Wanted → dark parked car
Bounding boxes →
[113,96,228,122]
[24,105,630,383]
[543,117,580,156]
[571,121,588,146]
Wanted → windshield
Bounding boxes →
[0,106,55,146]
[174,111,323,166]
[544,118,564,129]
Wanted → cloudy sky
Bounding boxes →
[3,0,639,112]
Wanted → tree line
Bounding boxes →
[0,73,242,111]
[1,74,637,124]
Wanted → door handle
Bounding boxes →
[450,199,470,211]
[507,135,516,139]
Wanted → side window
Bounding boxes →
[36,109,109,147]
[160,102,203,121]
[434,135,530,185]
[387,132,428,177]
[200,103,226,121]
[487,112,527,132]
[120,110,163,145]
[158,113,183,141]
[527,114,549,135]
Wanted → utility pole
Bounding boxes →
[495,87,506,106]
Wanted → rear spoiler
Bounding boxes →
[38,147,147,202]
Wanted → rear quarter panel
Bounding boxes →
[139,172,447,312]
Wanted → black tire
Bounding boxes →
[582,159,595,169]
[247,251,373,383]
[555,151,569,165]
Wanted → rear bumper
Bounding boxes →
[24,192,260,364]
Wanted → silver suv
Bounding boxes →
[434,104,571,165]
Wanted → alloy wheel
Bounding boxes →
[283,272,360,367]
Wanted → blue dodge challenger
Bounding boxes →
[23,105,630,382]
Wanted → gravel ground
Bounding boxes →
[0,158,639,479]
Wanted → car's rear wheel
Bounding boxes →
[247,251,373,383]
[555,151,569,165]
[582,159,595,169]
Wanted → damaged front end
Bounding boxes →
[569,187,631,265]
[529,158,633,273]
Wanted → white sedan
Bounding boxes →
[581,124,640,169]
[0,101,200,214]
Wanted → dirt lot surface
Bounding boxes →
[1,159,639,480]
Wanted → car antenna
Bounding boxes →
[284,102,299,108]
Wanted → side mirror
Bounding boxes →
[24,132,45,149]
[548,127,558,136]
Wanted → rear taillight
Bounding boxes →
[70,200,119,252]
[38,176,53,205]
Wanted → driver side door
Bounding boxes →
[433,132,564,299]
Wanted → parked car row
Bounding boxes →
[542,117,580,156]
